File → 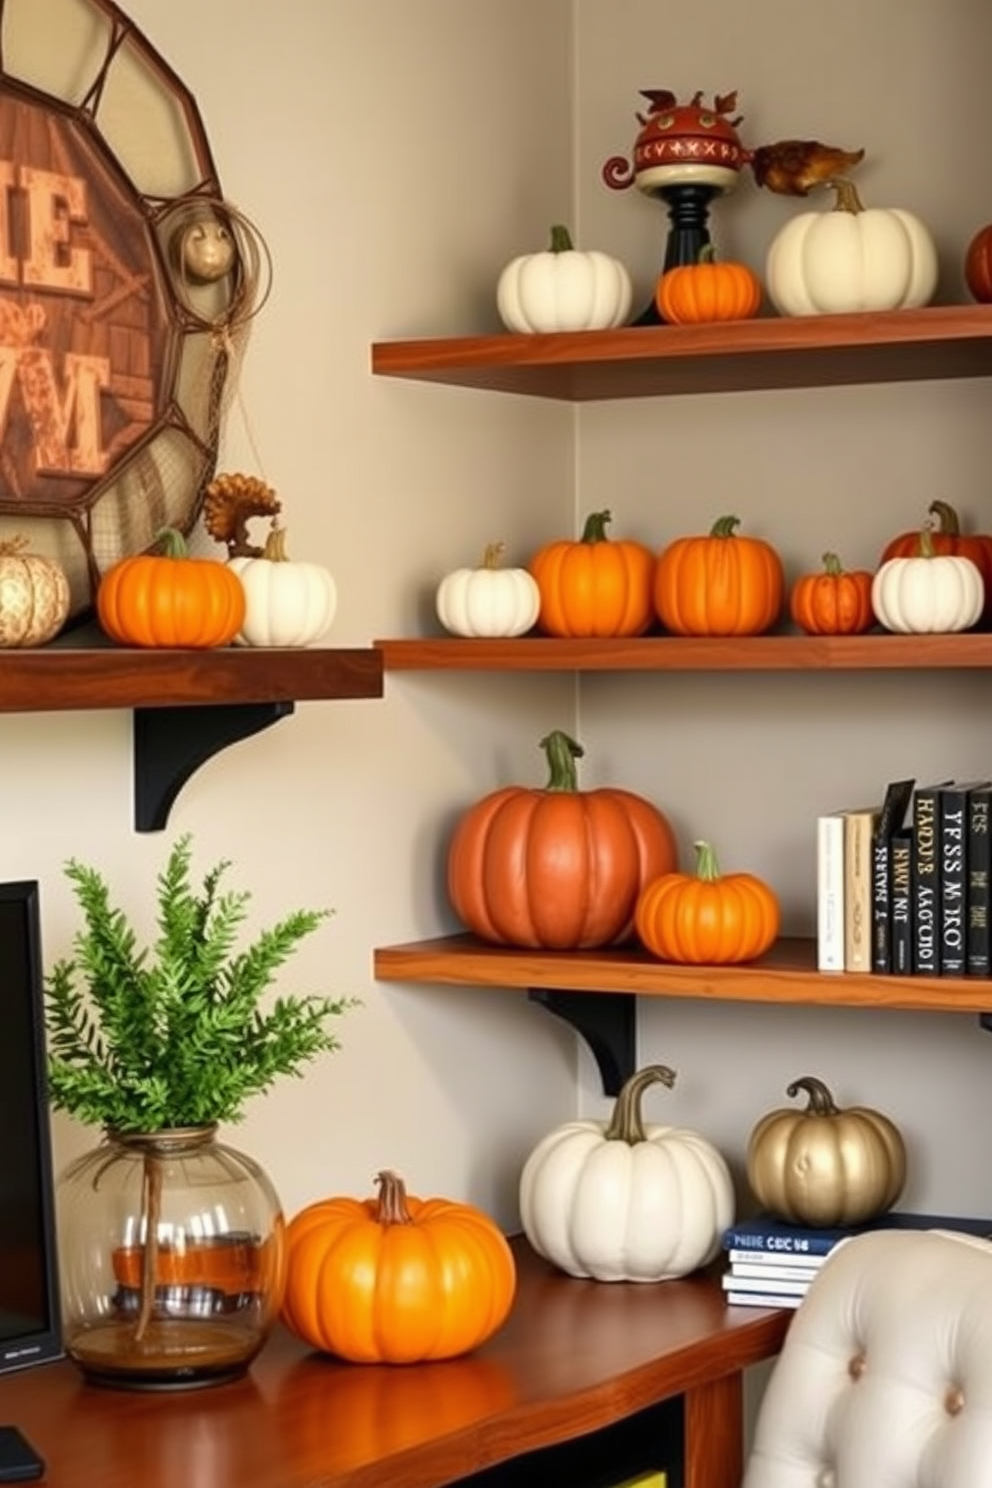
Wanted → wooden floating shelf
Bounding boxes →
[376,632,992,672]
[371,303,992,401]
[374,934,992,1015]
[0,630,383,713]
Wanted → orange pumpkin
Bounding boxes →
[655,248,762,325]
[97,527,246,647]
[280,1170,517,1364]
[965,224,992,304]
[789,552,875,635]
[528,509,655,637]
[880,499,992,623]
[448,729,678,949]
[653,515,784,636]
[636,840,780,965]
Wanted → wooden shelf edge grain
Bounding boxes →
[375,632,992,672]
[370,303,992,400]
[373,934,992,1014]
[0,639,384,712]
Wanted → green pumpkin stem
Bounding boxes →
[580,510,613,544]
[821,552,844,576]
[826,178,865,215]
[604,1065,677,1144]
[549,224,575,254]
[374,1169,414,1225]
[540,730,584,792]
[154,526,190,559]
[709,515,741,540]
[696,243,718,265]
[928,499,960,536]
[785,1075,840,1116]
[693,840,723,881]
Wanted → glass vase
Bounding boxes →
[56,1125,286,1390]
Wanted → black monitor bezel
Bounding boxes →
[0,881,63,1373]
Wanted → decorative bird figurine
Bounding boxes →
[749,139,866,196]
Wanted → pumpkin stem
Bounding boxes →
[821,552,844,577]
[549,224,575,254]
[708,515,741,540]
[692,840,722,881]
[785,1075,840,1116]
[154,527,190,560]
[825,178,865,215]
[540,729,584,792]
[262,525,291,562]
[604,1065,677,1144]
[0,534,30,557]
[928,499,960,536]
[580,510,612,544]
[918,524,936,559]
[482,541,506,570]
[373,1169,414,1225]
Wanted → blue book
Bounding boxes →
[721,1209,992,1258]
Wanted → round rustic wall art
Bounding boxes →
[0,0,269,620]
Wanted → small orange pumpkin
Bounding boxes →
[97,527,246,648]
[448,729,678,949]
[789,551,875,635]
[653,515,785,636]
[636,840,780,965]
[528,509,655,637]
[965,224,992,304]
[280,1169,517,1364]
[880,499,992,623]
[655,247,762,325]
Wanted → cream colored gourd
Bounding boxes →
[497,224,633,334]
[228,526,337,647]
[519,1065,734,1282]
[765,179,938,316]
[746,1075,907,1227]
[0,536,70,646]
[872,527,983,634]
[436,542,541,638]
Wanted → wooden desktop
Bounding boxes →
[0,1238,789,1488]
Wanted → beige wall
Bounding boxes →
[13,0,992,1246]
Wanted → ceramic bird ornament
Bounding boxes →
[750,139,866,197]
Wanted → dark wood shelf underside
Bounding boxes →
[371,304,992,400]
[376,632,992,672]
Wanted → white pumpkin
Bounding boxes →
[497,225,633,334]
[519,1065,734,1282]
[872,529,983,634]
[765,179,938,317]
[0,536,70,647]
[436,542,540,638]
[228,526,337,647]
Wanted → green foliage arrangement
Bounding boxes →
[44,834,354,1133]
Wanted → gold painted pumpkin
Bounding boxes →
[746,1075,907,1227]
[0,537,70,647]
[280,1169,516,1364]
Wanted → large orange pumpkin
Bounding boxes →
[448,729,678,949]
[880,500,992,623]
[653,515,785,636]
[528,509,655,637]
[655,249,762,324]
[789,551,875,635]
[97,527,246,647]
[280,1170,517,1364]
[635,840,780,964]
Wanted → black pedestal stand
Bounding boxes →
[634,181,722,326]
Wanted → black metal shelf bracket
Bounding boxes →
[528,988,637,1096]
[133,701,295,832]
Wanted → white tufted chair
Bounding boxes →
[742,1227,992,1488]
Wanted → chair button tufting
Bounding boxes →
[848,1351,867,1381]
[944,1385,965,1416]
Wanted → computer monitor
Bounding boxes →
[0,881,62,1372]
